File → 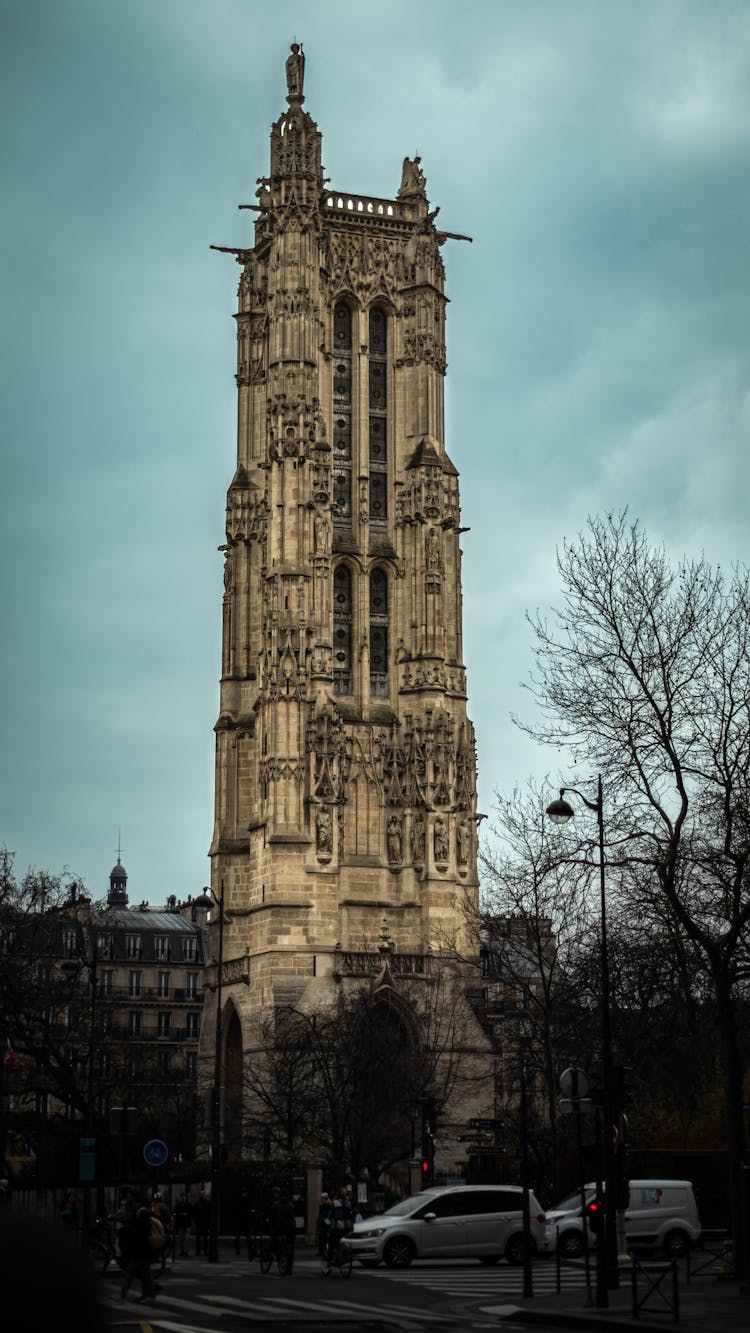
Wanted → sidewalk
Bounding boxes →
[485,1272,748,1331]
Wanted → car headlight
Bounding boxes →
[356,1227,386,1239]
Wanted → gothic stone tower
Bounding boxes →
[202,46,484,1151]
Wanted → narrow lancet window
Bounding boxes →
[333,565,353,695]
[369,307,387,526]
[333,302,352,525]
[369,568,388,696]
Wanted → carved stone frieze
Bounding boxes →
[324,231,412,304]
[399,660,467,696]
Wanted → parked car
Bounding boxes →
[545,1179,701,1260]
[348,1184,548,1268]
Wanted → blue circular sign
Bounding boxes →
[143,1138,168,1167]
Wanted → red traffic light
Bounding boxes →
[421,1160,430,1173]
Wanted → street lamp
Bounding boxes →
[546,776,618,1303]
[196,881,227,1264]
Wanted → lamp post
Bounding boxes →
[199,881,226,1264]
[546,776,618,1302]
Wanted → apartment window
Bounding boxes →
[35,1091,49,1117]
[157,1012,171,1039]
[186,1012,200,1039]
[332,301,352,525]
[128,970,142,999]
[99,1008,111,1036]
[157,1050,171,1078]
[126,934,142,960]
[97,932,114,960]
[185,1051,197,1079]
[97,1051,112,1078]
[157,971,170,999]
[63,928,78,958]
[333,564,353,695]
[154,935,169,961]
[183,937,196,962]
[101,970,113,997]
[369,568,388,696]
[368,306,387,525]
[185,972,199,999]
[128,1011,141,1038]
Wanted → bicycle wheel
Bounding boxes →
[259,1246,273,1274]
[320,1249,332,1276]
[276,1249,290,1276]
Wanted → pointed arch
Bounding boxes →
[333,562,353,695]
[333,300,353,525]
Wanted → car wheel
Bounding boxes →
[383,1236,416,1269]
[479,1255,501,1266]
[663,1229,689,1260]
[559,1231,584,1260]
[505,1233,530,1266]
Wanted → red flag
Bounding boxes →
[3,1035,15,1073]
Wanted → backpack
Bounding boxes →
[148,1214,166,1251]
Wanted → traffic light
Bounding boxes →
[585,1198,603,1236]
[420,1098,436,1188]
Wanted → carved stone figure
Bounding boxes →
[425,527,440,571]
[286,43,305,100]
[387,815,402,864]
[411,811,426,863]
[399,155,426,197]
[434,815,449,863]
[316,805,333,856]
[314,508,330,554]
[456,819,469,866]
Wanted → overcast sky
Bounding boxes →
[2,0,748,903]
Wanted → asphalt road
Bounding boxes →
[97,1249,581,1332]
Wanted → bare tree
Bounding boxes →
[521,512,750,1264]
[479,781,600,1194]
[242,970,490,1184]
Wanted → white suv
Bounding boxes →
[348,1185,547,1268]
[545,1179,701,1260]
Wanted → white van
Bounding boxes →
[349,1185,548,1267]
[545,1179,701,1259]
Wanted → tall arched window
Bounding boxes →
[333,303,352,525]
[369,568,388,696]
[369,308,387,526]
[333,565,353,695]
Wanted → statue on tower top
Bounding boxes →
[398,155,426,199]
[286,42,305,102]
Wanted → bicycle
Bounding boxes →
[259,1234,291,1276]
[321,1233,352,1279]
[88,1214,125,1274]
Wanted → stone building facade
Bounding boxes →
[200,46,489,1171]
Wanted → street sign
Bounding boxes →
[559,1067,589,1099]
[143,1138,168,1167]
[469,1118,505,1130]
[79,1136,95,1182]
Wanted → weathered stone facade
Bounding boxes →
[200,47,488,1164]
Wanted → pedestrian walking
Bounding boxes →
[268,1185,296,1274]
[119,1205,158,1303]
[191,1187,211,1257]
[172,1192,192,1256]
[316,1191,336,1260]
[233,1184,255,1259]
